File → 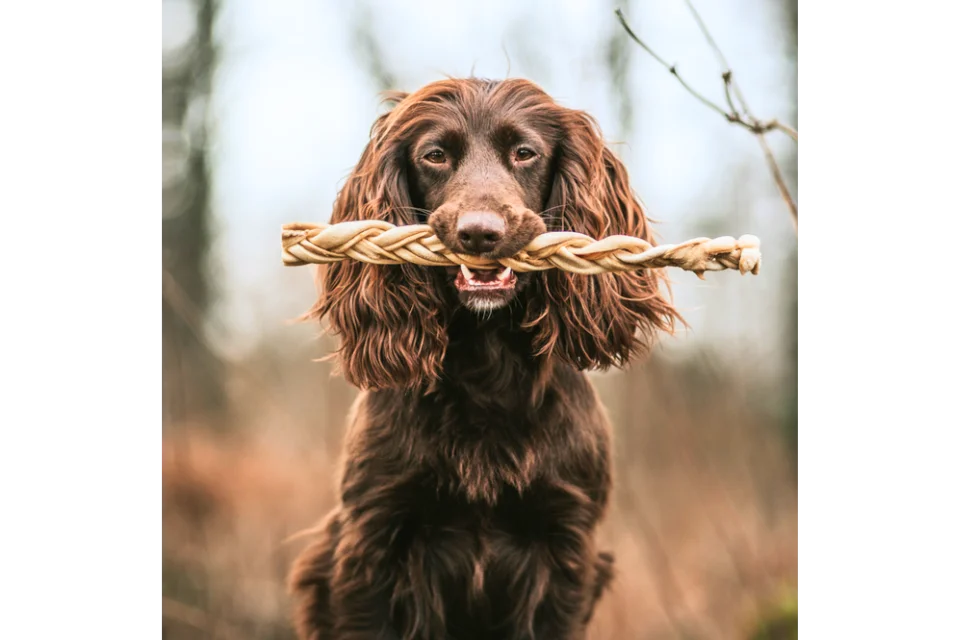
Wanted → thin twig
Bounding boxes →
[615,10,730,121]
[683,0,730,68]
[615,7,798,229]
[722,71,738,114]
[682,0,749,111]
[757,134,798,230]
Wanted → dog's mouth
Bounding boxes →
[447,264,519,313]
[453,264,517,292]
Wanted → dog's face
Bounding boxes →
[406,103,556,312]
[310,78,679,390]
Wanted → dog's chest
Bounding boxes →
[412,483,562,634]
[416,391,557,504]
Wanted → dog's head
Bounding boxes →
[309,78,679,389]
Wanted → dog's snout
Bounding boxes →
[456,211,505,254]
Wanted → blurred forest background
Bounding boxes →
[162,0,798,638]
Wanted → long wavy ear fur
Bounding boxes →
[306,103,447,390]
[526,109,680,369]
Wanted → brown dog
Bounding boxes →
[288,78,679,640]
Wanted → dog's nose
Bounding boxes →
[456,211,505,254]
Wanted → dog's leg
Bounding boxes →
[327,538,402,640]
[327,502,455,640]
[288,510,342,639]
[528,543,594,640]
[289,510,406,640]
[524,488,609,640]
[531,548,613,638]
[328,497,481,640]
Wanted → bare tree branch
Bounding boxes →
[615,7,798,229]
[614,9,795,141]
[680,0,797,139]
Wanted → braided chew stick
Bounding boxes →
[281,221,761,277]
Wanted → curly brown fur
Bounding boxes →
[289,78,680,640]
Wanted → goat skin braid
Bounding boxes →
[281,221,761,278]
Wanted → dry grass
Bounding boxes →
[162,345,796,640]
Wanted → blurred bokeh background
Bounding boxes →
[162,0,797,638]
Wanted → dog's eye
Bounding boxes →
[515,147,537,162]
[424,150,446,164]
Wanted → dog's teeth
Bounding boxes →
[460,264,474,280]
[498,267,512,281]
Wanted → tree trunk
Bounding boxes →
[162,0,226,428]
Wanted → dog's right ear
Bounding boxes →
[305,102,448,391]
[529,108,680,371]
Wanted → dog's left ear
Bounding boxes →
[528,110,680,370]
